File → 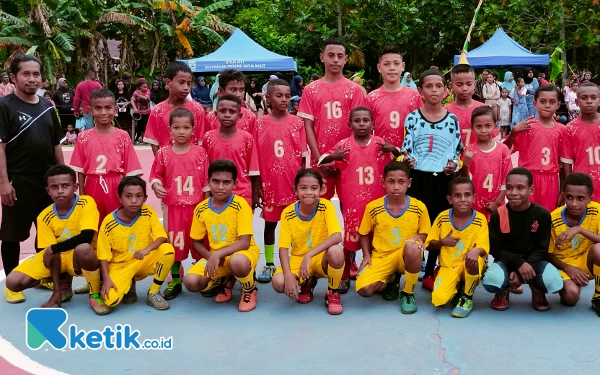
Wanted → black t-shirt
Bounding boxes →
[0,94,63,175]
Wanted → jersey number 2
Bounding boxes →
[95,155,107,174]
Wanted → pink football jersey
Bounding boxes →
[298,78,365,155]
[562,117,600,201]
[149,145,209,207]
[206,106,257,139]
[201,129,259,204]
[257,113,308,207]
[513,120,567,173]
[366,86,422,147]
[70,128,142,176]
[445,101,490,148]
[143,100,207,147]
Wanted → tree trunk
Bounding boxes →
[149,36,161,77]
[120,34,128,74]
[559,3,567,87]
[336,0,342,37]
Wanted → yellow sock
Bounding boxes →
[594,265,600,299]
[82,269,100,295]
[327,264,344,290]
[403,271,419,294]
[464,272,480,297]
[236,271,256,292]
[149,253,174,294]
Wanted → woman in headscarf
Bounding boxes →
[113,79,132,130]
[192,76,212,111]
[523,69,539,117]
[247,78,264,116]
[401,72,417,89]
[500,71,515,93]
[365,79,377,93]
[53,78,76,128]
[210,74,220,110]
[290,75,304,97]
[150,80,161,105]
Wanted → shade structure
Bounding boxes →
[180,28,297,73]
[454,28,549,67]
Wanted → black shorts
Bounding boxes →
[407,169,453,224]
[0,174,52,242]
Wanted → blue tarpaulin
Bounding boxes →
[180,28,297,73]
[454,28,549,67]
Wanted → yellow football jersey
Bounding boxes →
[549,202,600,259]
[279,199,341,257]
[359,196,431,258]
[97,204,167,263]
[425,209,489,268]
[190,194,258,251]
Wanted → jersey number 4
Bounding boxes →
[175,176,194,195]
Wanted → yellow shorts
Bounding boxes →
[355,250,405,291]
[104,243,175,307]
[13,249,76,281]
[274,252,327,281]
[432,257,485,307]
[187,246,260,280]
[558,249,593,280]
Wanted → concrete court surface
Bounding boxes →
[0,147,599,375]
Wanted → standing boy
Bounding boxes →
[73,70,102,129]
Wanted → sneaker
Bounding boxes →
[451,294,473,318]
[89,293,112,315]
[298,278,315,304]
[418,260,426,281]
[349,262,359,280]
[214,278,234,303]
[510,285,524,294]
[60,275,73,303]
[491,289,510,311]
[147,291,170,310]
[200,277,223,297]
[36,280,54,290]
[163,282,182,300]
[238,288,258,312]
[592,297,600,317]
[400,291,417,314]
[4,287,25,304]
[338,278,351,294]
[422,266,439,292]
[531,285,550,311]
[122,280,137,304]
[325,290,343,315]
[257,265,276,283]
[382,274,401,301]
[73,282,90,294]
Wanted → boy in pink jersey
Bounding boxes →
[150,108,210,300]
[461,106,512,221]
[256,80,308,283]
[298,37,365,200]
[319,107,399,292]
[205,69,257,138]
[202,94,261,208]
[505,84,567,212]
[562,82,600,202]
[70,89,143,221]
[144,62,207,155]
[366,45,422,148]
[445,64,489,148]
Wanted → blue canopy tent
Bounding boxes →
[454,28,549,67]
[180,28,297,73]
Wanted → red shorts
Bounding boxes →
[163,205,199,261]
[343,231,361,251]
[531,172,559,212]
[310,161,341,200]
[261,205,285,222]
[85,173,121,222]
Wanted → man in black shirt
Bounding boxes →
[482,168,563,311]
[0,55,64,303]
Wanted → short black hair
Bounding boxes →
[216,93,241,109]
[310,73,319,81]
[118,176,147,196]
[208,159,238,181]
[266,79,290,93]
[89,88,115,103]
[491,71,499,80]
[169,108,194,127]
[322,37,345,52]
[378,44,403,61]
[563,172,594,194]
[471,105,497,126]
[44,164,76,186]
[450,64,474,77]
[578,81,599,91]
[448,177,474,194]
[383,161,410,177]
[482,69,491,74]
[165,61,192,80]
[294,168,323,188]
[507,167,533,187]
[419,69,445,88]
[218,69,245,88]
[349,106,372,121]
[534,84,560,100]
[10,54,42,75]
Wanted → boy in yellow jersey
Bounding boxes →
[355,161,431,314]
[98,176,175,313]
[548,173,600,315]
[271,168,345,315]
[425,177,489,318]
[6,165,109,314]
[183,160,260,312]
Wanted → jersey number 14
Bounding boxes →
[175,176,194,195]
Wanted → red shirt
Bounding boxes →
[144,100,207,148]
[206,107,257,139]
[73,80,102,113]
[513,120,567,173]
[298,78,365,155]
[562,117,600,201]
[202,129,259,205]
[445,101,489,148]
[70,128,142,176]
[257,114,308,207]
[149,145,209,207]
[366,86,422,147]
